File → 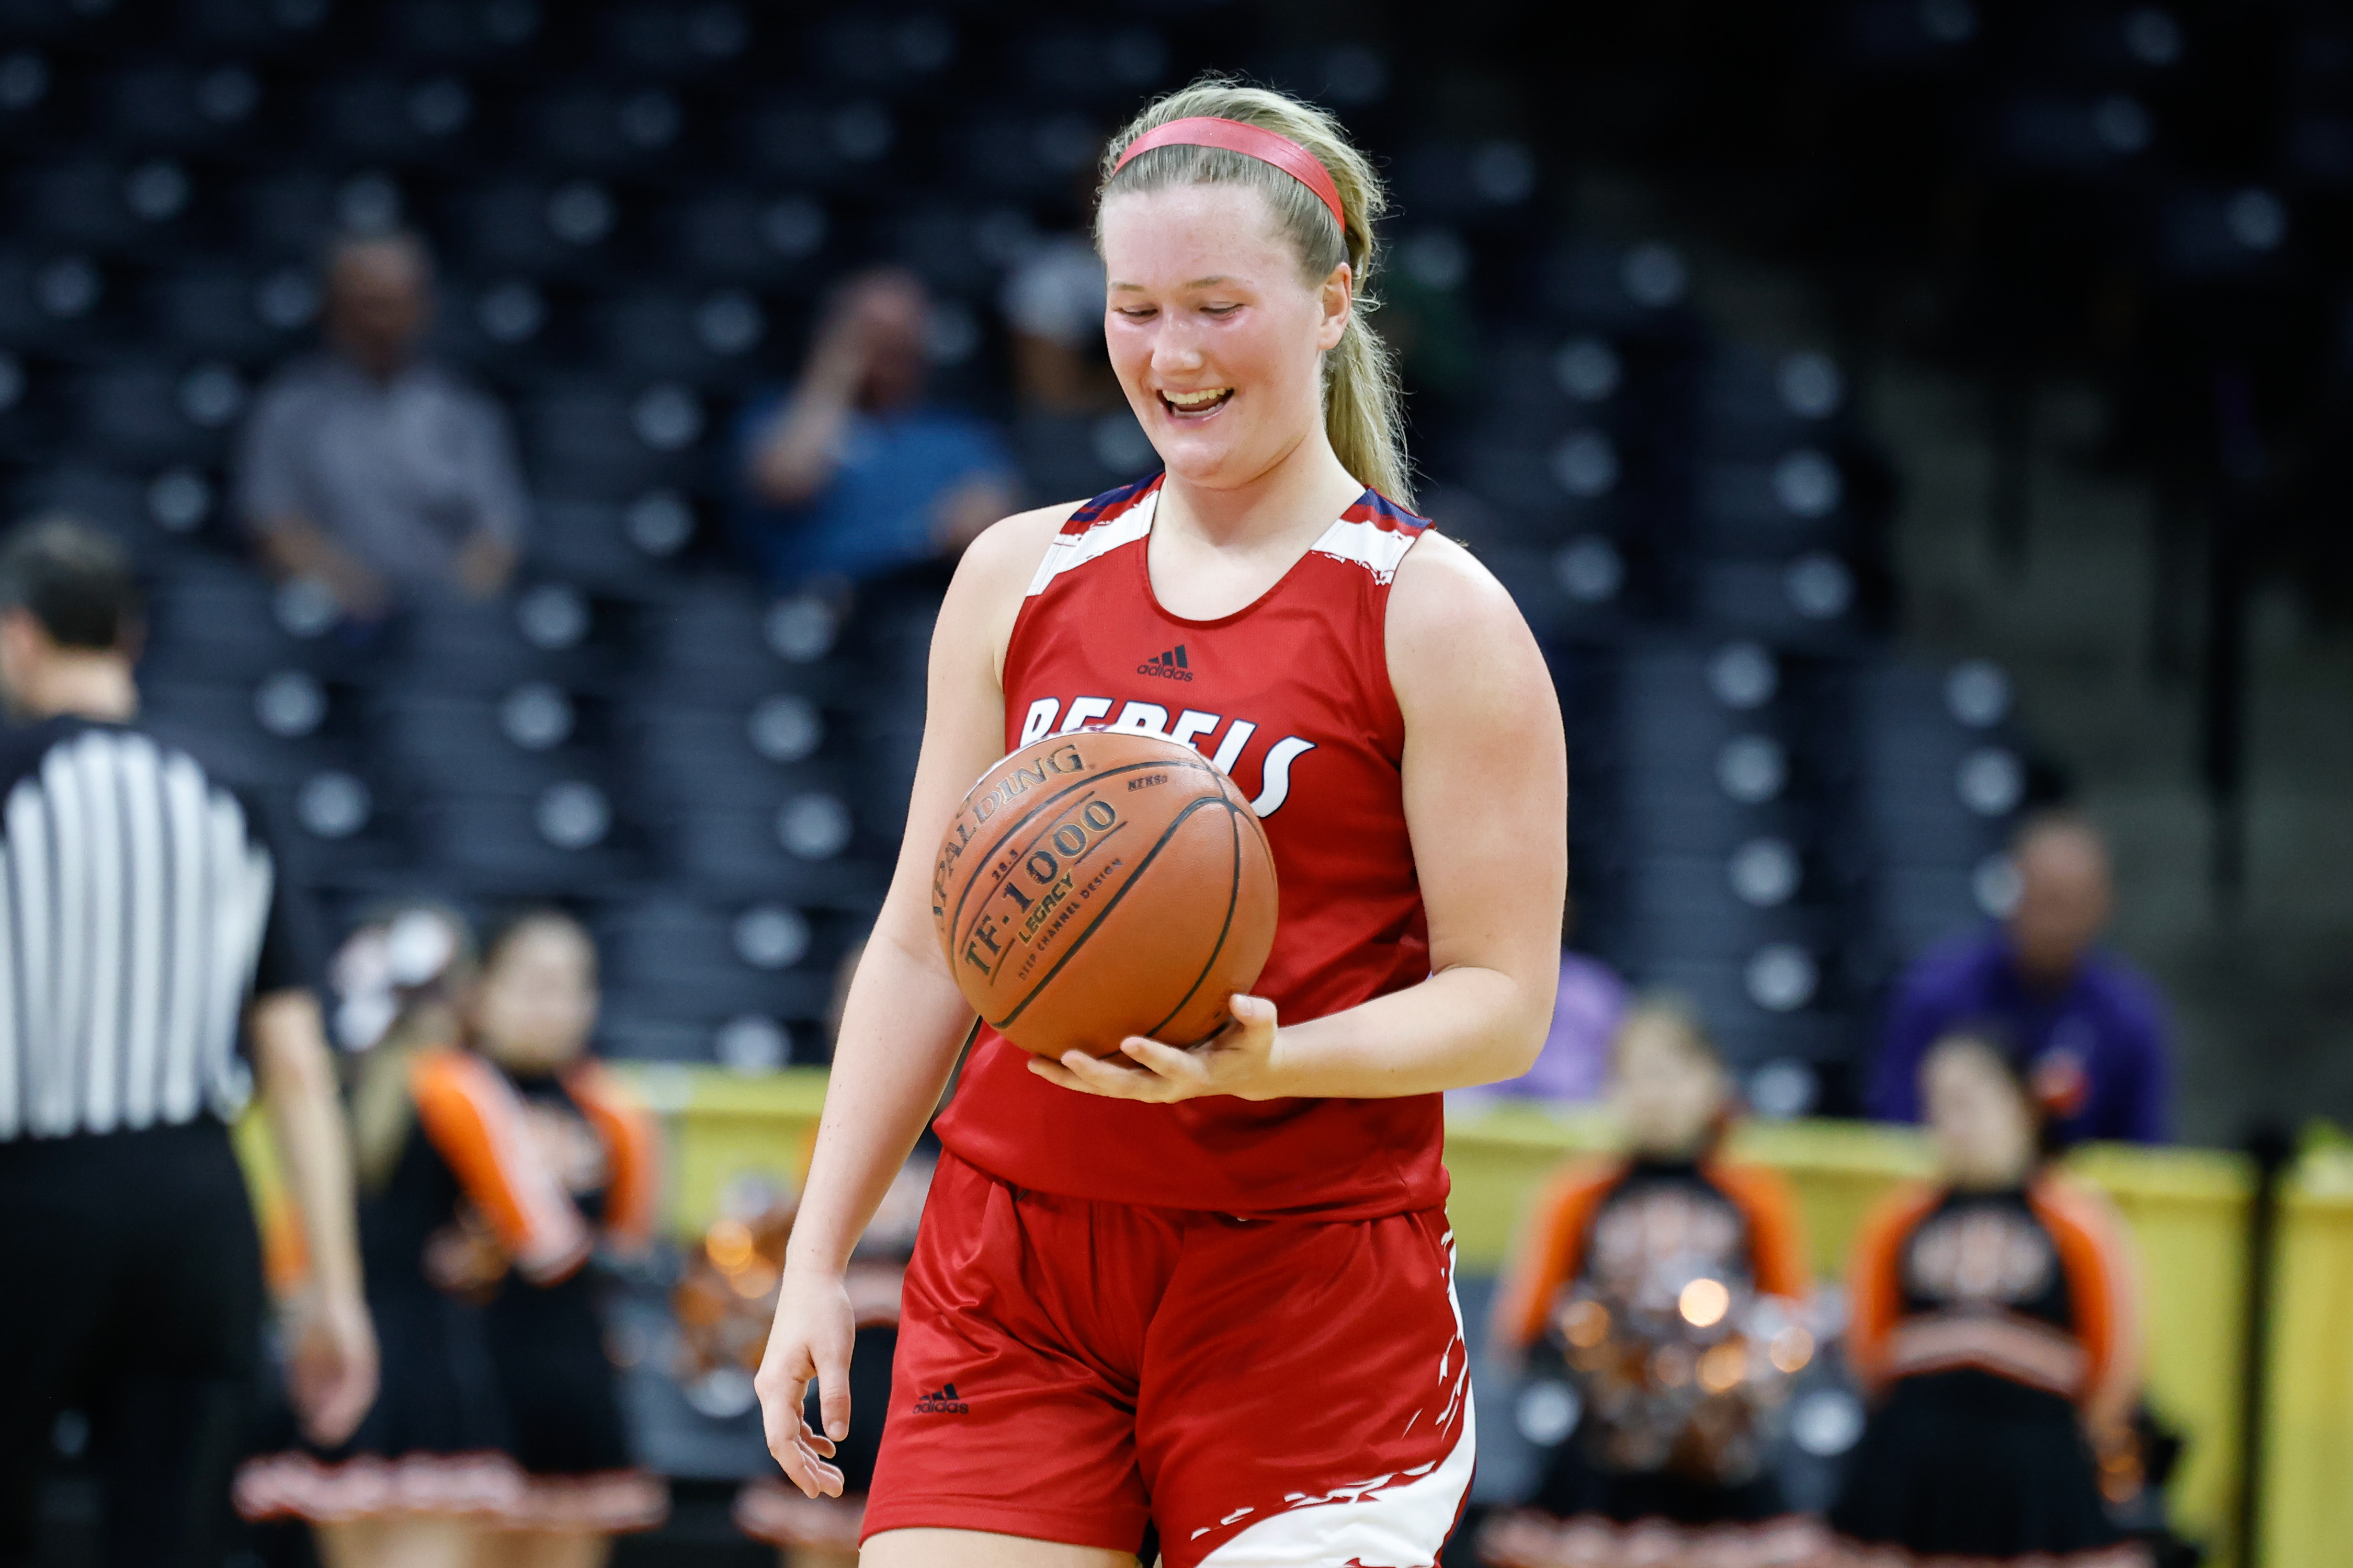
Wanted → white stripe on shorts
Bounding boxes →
[1195,1253,1477,1568]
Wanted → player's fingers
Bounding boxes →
[792,1436,847,1498]
[1061,1049,1166,1097]
[815,1341,853,1444]
[1121,1036,1207,1081]
[757,1365,811,1469]
[770,1416,839,1498]
[1032,1052,1124,1093]
[1229,993,1278,1034]
[1025,1056,1089,1091]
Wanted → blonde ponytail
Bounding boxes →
[1098,76,1413,509]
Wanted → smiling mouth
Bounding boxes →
[1158,387,1234,418]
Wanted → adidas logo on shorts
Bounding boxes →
[912,1382,970,1415]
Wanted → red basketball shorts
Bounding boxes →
[861,1151,1475,1567]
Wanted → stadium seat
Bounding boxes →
[413,788,640,895]
[388,589,624,695]
[598,895,834,1031]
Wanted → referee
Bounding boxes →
[0,519,377,1567]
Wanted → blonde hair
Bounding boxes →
[1611,992,1726,1075]
[1098,76,1412,508]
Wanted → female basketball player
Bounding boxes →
[756,77,1567,1568]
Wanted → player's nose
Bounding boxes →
[1151,330,1207,375]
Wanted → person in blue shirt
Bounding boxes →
[1870,812,2172,1144]
[733,269,1017,589]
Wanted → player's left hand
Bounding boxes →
[1026,994,1287,1102]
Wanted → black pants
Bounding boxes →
[0,1120,265,1568]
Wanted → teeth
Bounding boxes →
[1164,387,1231,408]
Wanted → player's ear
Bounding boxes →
[1316,262,1352,351]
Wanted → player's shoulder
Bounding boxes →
[1389,525,1527,640]
[1384,520,1549,723]
[953,475,1167,601]
[947,497,1086,601]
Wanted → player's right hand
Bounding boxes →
[756,1264,856,1498]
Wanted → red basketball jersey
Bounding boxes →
[931,474,1448,1220]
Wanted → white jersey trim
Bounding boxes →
[1027,487,1428,598]
[1308,515,1422,585]
[1024,488,1160,598]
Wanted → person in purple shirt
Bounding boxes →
[1871,812,2172,1144]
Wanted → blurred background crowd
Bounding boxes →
[1,0,2349,1564]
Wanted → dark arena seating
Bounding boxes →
[0,0,2045,1115]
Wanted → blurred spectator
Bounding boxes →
[1001,234,1155,503]
[1832,1032,2142,1565]
[1481,998,1818,1568]
[733,269,1016,590]
[1004,235,1117,416]
[1869,812,2170,1145]
[237,906,667,1565]
[237,232,528,622]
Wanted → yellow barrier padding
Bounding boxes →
[2258,1150,2353,1568]
[610,1063,829,1230]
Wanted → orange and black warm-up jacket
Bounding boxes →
[1491,1153,1813,1356]
[408,1046,661,1286]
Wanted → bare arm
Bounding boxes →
[747,327,868,507]
[1032,531,1568,1103]
[251,988,379,1446]
[755,501,1075,1495]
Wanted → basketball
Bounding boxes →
[930,730,1279,1058]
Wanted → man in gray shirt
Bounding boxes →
[238,232,528,621]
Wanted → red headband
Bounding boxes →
[1112,116,1346,232]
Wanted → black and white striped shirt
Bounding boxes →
[0,716,314,1141]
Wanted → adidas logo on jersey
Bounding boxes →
[1137,644,1194,681]
[912,1382,970,1415]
